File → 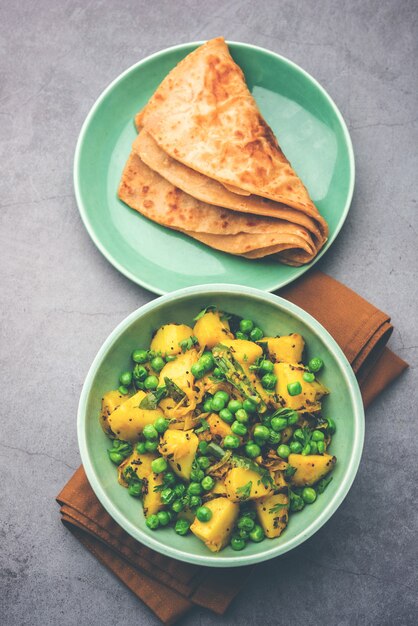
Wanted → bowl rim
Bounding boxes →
[77,284,365,567]
[73,39,355,296]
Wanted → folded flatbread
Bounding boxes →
[139,37,324,221]
[118,150,317,262]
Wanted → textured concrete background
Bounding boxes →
[1,1,417,624]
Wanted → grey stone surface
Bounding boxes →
[1,0,417,624]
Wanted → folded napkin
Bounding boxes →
[57,270,407,624]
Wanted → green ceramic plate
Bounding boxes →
[74,41,354,295]
[78,286,364,567]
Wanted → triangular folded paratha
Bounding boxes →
[140,37,321,217]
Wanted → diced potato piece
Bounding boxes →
[118,451,157,486]
[143,472,164,517]
[100,390,130,435]
[255,493,289,538]
[190,497,239,552]
[193,311,233,349]
[212,480,227,496]
[150,323,194,357]
[224,467,273,502]
[274,362,328,411]
[107,390,164,442]
[207,413,233,438]
[159,429,199,481]
[273,470,287,490]
[218,339,263,365]
[264,334,305,363]
[158,349,201,418]
[288,453,336,486]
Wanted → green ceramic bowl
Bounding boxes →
[78,285,364,567]
[74,41,355,295]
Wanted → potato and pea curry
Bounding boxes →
[100,307,336,552]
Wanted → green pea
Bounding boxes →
[196,506,212,522]
[144,440,158,453]
[215,390,230,403]
[287,412,299,426]
[165,355,177,362]
[228,399,242,414]
[287,381,302,396]
[190,468,205,482]
[198,440,209,454]
[174,519,190,536]
[223,435,241,449]
[203,399,213,413]
[163,472,177,486]
[277,444,290,459]
[212,367,224,379]
[143,424,158,440]
[290,441,303,453]
[250,327,264,341]
[303,371,315,383]
[154,417,169,434]
[253,424,270,444]
[240,319,254,333]
[243,397,258,413]
[311,430,325,442]
[309,441,318,454]
[268,430,281,445]
[326,417,336,435]
[290,495,305,512]
[259,359,274,374]
[171,499,185,513]
[151,356,165,373]
[128,482,142,497]
[249,524,265,543]
[261,373,277,390]
[133,364,147,382]
[211,396,226,411]
[301,443,311,456]
[191,362,206,379]
[201,475,215,491]
[317,441,325,454]
[235,331,249,340]
[146,514,159,530]
[144,375,159,390]
[119,371,132,387]
[197,455,210,470]
[235,408,249,424]
[136,441,147,454]
[237,516,255,532]
[188,495,202,509]
[157,510,171,526]
[230,536,246,550]
[132,349,148,364]
[238,528,250,540]
[302,487,317,504]
[293,428,304,442]
[200,352,215,371]
[118,385,129,395]
[219,408,234,424]
[160,488,175,505]
[231,421,247,436]
[108,450,124,464]
[151,457,168,474]
[188,482,203,496]
[173,483,186,498]
[309,357,323,373]
[271,416,288,432]
[245,441,261,458]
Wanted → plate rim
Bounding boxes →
[77,283,365,567]
[74,39,355,295]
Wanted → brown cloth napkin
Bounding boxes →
[57,270,408,625]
